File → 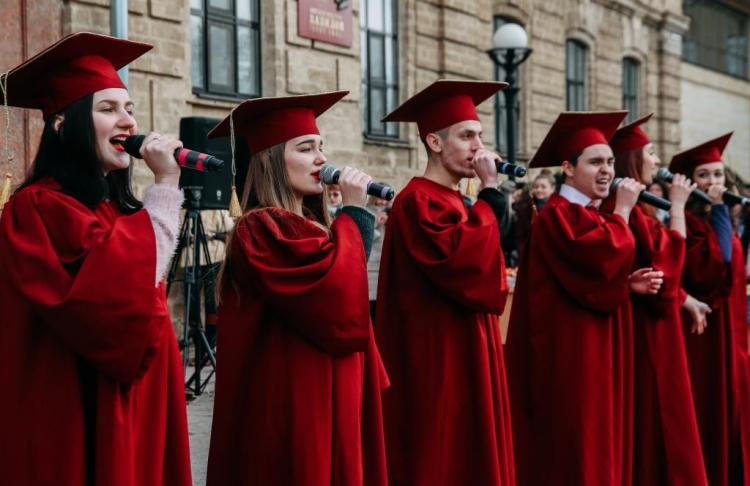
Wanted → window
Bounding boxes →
[191,0,261,98]
[683,0,749,78]
[361,0,399,138]
[566,40,588,111]
[493,16,523,156]
[622,58,640,122]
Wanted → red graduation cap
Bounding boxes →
[208,91,348,154]
[609,113,653,155]
[0,32,152,119]
[528,111,628,168]
[669,132,733,176]
[381,79,507,140]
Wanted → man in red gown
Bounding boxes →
[505,111,642,486]
[376,80,515,486]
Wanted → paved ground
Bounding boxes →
[187,371,215,486]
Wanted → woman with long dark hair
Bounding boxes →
[206,92,389,486]
[0,33,191,485]
[609,114,708,485]
[670,133,750,486]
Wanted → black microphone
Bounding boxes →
[655,167,712,205]
[612,177,672,211]
[123,135,224,172]
[319,165,395,201]
[496,160,527,178]
[723,191,750,206]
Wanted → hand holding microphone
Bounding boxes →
[336,166,371,206]
[656,167,710,205]
[133,132,182,187]
[320,165,395,201]
[123,134,225,173]
[613,177,670,211]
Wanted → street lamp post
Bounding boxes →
[487,23,533,174]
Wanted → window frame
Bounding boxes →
[361,0,400,139]
[191,0,262,100]
[622,57,640,122]
[682,0,749,79]
[565,39,588,111]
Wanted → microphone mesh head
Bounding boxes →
[319,165,338,184]
[656,167,673,182]
[123,135,145,159]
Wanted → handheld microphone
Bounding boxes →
[723,191,750,206]
[123,135,225,172]
[655,167,712,205]
[612,177,672,211]
[496,160,527,178]
[319,165,395,201]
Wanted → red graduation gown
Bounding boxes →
[375,177,515,486]
[619,205,707,486]
[0,179,191,486]
[505,193,635,486]
[206,207,389,486]
[681,211,750,486]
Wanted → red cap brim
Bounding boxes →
[669,132,733,175]
[528,111,628,168]
[208,91,348,154]
[1,32,152,118]
[609,113,653,155]
[382,79,507,139]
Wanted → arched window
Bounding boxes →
[565,39,588,111]
[622,57,640,122]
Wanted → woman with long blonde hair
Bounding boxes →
[206,92,388,486]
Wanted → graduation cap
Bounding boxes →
[208,91,348,154]
[609,113,653,155]
[381,79,507,140]
[0,32,152,119]
[208,91,348,218]
[528,111,628,168]
[669,132,733,176]
[0,32,151,210]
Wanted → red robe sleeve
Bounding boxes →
[683,211,731,307]
[535,200,635,313]
[394,189,506,314]
[0,184,163,385]
[627,205,685,315]
[230,207,371,356]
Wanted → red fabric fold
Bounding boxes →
[0,178,191,486]
[207,208,388,486]
[505,193,635,486]
[681,211,750,486]
[375,177,514,486]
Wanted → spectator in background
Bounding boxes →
[327,183,343,218]
[646,179,670,224]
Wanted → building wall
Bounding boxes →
[6,0,686,194]
[0,0,63,183]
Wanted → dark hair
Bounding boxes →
[17,94,142,214]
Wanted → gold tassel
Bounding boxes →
[466,178,478,197]
[0,173,11,210]
[229,185,242,218]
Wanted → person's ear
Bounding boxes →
[561,160,576,178]
[52,114,65,135]
[425,132,443,154]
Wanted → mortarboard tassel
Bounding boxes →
[0,173,11,210]
[228,109,243,219]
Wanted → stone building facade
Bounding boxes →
[2,0,690,193]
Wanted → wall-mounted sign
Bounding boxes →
[298,0,353,48]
